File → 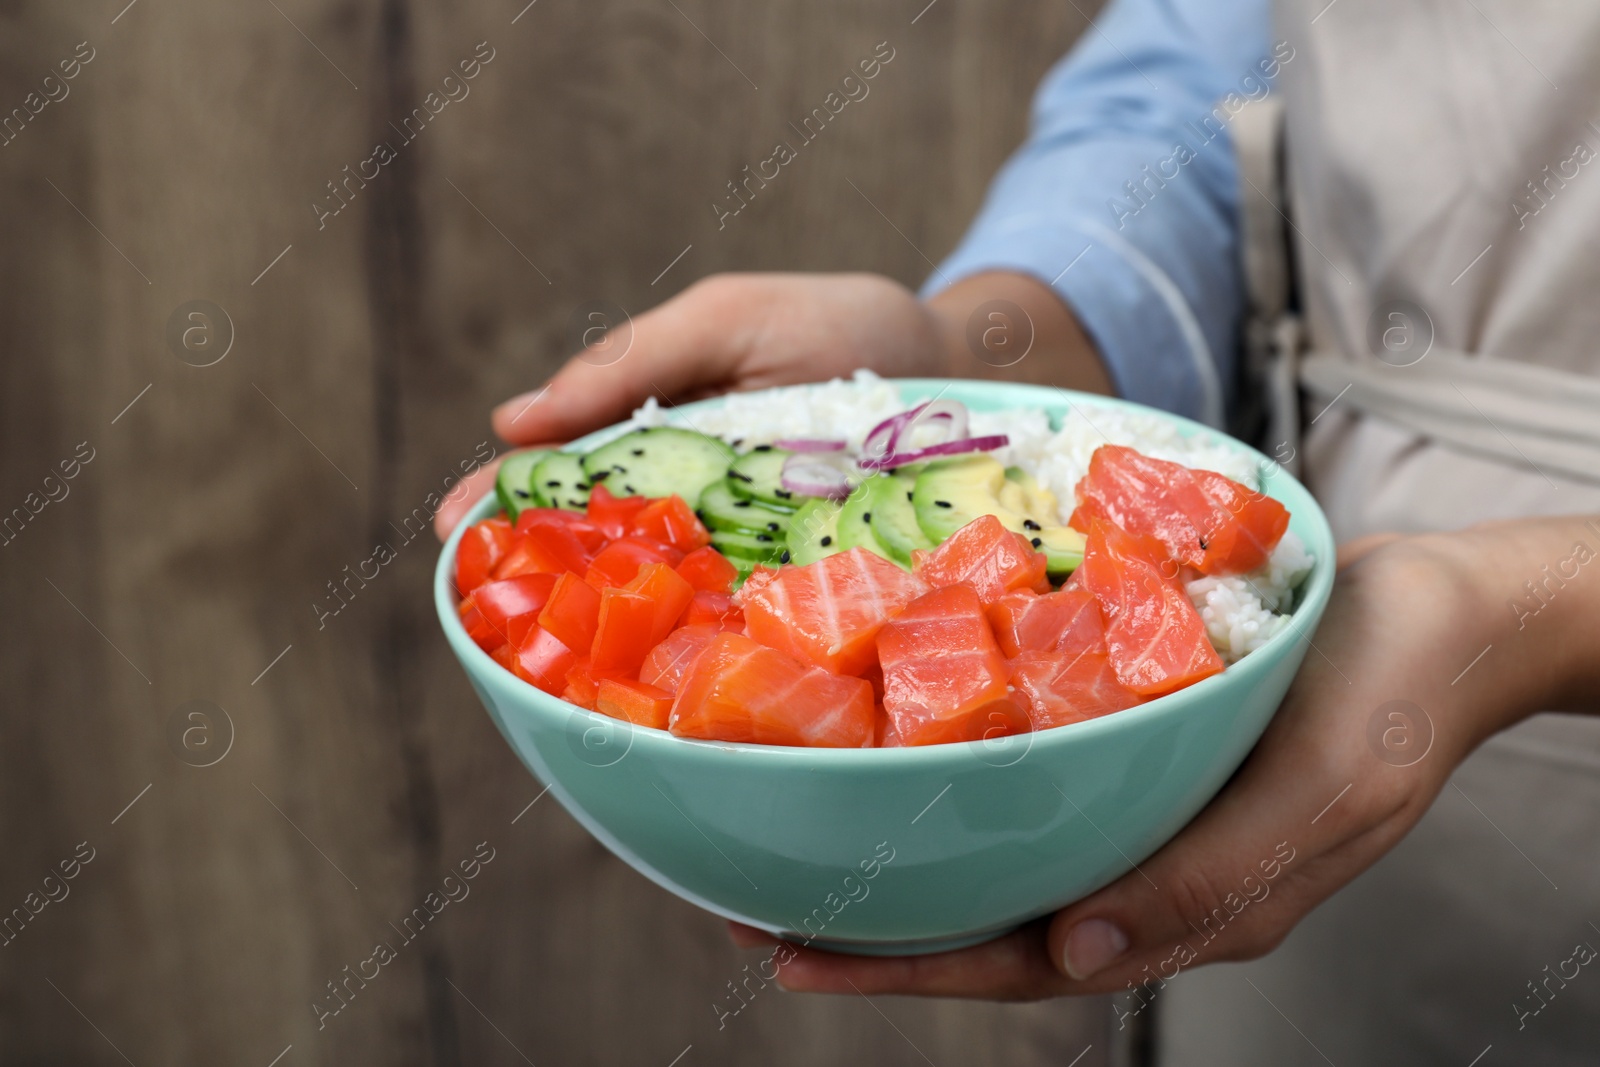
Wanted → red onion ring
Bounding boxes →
[780,451,861,499]
[774,438,848,453]
[858,434,1010,471]
[862,400,970,459]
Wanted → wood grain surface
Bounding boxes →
[0,0,1121,1063]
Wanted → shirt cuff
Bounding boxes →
[922,218,1224,428]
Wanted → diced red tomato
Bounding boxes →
[670,632,874,747]
[516,507,610,553]
[510,626,579,695]
[1077,520,1223,696]
[676,545,739,594]
[876,583,1027,746]
[562,659,601,710]
[911,514,1050,604]
[538,572,603,655]
[585,535,685,589]
[1010,647,1144,729]
[490,643,516,674]
[590,589,660,674]
[1069,445,1288,576]
[625,563,696,645]
[457,595,502,652]
[633,495,712,553]
[641,625,720,695]
[586,484,653,541]
[737,548,928,676]
[678,590,742,631]
[455,517,516,595]
[472,573,558,648]
[986,587,1106,659]
[596,677,675,730]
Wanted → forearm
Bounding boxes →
[925,271,1114,395]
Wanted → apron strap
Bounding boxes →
[1231,95,1303,471]
[1302,351,1600,486]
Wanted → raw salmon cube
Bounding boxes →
[986,587,1106,658]
[640,625,720,695]
[736,548,928,676]
[1010,647,1144,730]
[911,514,1050,604]
[1069,445,1288,576]
[877,583,1028,746]
[1077,520,1223,696]
[669,632,875,748]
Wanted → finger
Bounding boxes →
[1337,532,1403,571]
[492,282,748,446]
[727,922,778,949]
[433,458,504,542]
[772,922,1070,1001]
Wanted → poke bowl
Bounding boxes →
[435,376,1335,955]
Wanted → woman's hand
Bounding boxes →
[733,519,1596,1000]
[434,271,1109,539]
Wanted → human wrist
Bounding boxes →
[1410,517,1600,733]
[923,271,1114,394]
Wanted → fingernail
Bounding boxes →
[1061,918,1128,980]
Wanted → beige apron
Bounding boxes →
[1161,2,1600,1063]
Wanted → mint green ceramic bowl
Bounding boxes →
[435,380,1335,956]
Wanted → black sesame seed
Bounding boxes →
[514,489,530,498]
[779,549,791,564]
[756,534,774,543]
[1197,536,1209,550]
[906,491,914,501]
[862,512,873,523]
[734,499,752,508]
[1023,519,1042,531]
[775,489,793,499]
[589,470,611,482]
[820,535,833,546]
[630,448,645,456]
[546,479,561,488]
[767,522,780,531]
[612,464,628,474]
[624,484,636,494]
[568,499,584,508]
[935,500,953,508]
[1031,537,1043,548]
[753,444,773,452]
[576,482,589,491]
[695,510,706,520]
[730,471,753,483]
[731,438,744,447]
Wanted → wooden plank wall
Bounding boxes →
[0,0,1116,1062]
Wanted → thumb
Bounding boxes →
[493,279,751,445]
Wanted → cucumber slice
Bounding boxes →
[710,528,788,566]
[697,479,792,536]
[582,427,735,502]
[726,446,806,510]
[835,481,898,564]
[786,498,845,566]
[913,455,1085,578]
[866,471,934,565]
[494,449,551,521]
[531,451,591,512]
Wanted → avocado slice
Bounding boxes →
[912,456,1085,578]
[866,471,934,565]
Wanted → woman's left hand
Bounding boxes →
[732,521,1590,1000]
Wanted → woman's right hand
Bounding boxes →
[435,270,1108,539]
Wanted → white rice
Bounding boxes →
[629,371,1315,663]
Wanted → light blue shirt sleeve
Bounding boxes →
[923,0,1278,427]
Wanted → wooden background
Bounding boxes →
[0,0,1121,1062]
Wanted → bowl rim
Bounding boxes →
[434,378,1336,766]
